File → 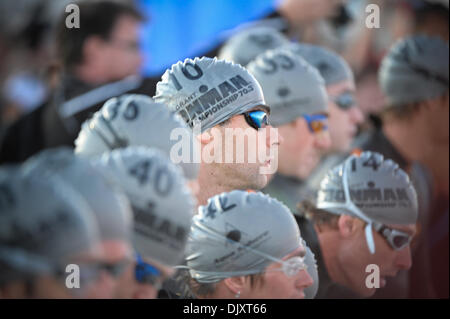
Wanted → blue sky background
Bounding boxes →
[136,0,278,76]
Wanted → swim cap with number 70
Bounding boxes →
[154,57,269,133]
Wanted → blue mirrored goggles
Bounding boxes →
[243,110,270,130]
[330,92,356,110]
[58,259,130,284]
[302,114,328,133]
[135,254,163,287]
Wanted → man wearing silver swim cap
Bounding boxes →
[285,42,364,153]
[21,147,135,298]
[376,34,448,298]
[0,167,105,298]
[176,190,313,299]
[246,48,330,298]
[278,42,365,220]
[154,57,281,206]
[297,151,418,298]
[304,34,447,298]
[247,47,331,206]
[91,146,195,299]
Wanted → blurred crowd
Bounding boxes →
[0,0,448,299]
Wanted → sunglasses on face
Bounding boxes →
[266,256,308,277]
[135,254,164,288]
[330,92,355,110]
[243,110,269,130]
[302,114,328,133]
[374,223,412,251]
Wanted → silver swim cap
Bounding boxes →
[379,34,449,107]
[154,57,268,132]
[92,146,195,266]
[0,170,100,285]
[316,151,418,254]
[22,147,133,242]
[183,190,303,283]
[247,48,328,126]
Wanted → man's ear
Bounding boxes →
[196,130,213,145]
[223,276,247,295]
[337,215,359,238]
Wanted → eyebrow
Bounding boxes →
[251,105,271,114]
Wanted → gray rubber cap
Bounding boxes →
[154,57,268,133]
[379,34,449,107]
[316,151,418,225]
[22,147,133,242]
[92,146,195,267]
[0,169,100,285]
[247,48,328,126]
[218,26,290,66]
[283,42,354,86]
[74,94,199,180]
[185,190,303,283]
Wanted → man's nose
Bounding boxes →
[265,124,283,147]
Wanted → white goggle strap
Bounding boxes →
[177,219,304,277]
[342,157,376,254]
